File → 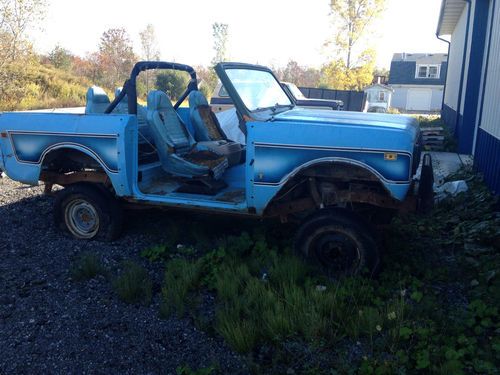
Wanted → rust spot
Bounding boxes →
[0,132,7,138]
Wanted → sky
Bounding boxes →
[33,0,448,69]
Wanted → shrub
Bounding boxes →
[70,252,107,281]
[160,258,201,317]
[113,261,152,305]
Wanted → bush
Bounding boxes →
[113,261,153,305]
[160,258,201,317]
[70,252,107,281]
[154,175,499,372]
[0,60,90,111]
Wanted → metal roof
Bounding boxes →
[437,0,467,36]
[391,53,448,63]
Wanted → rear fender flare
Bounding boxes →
[39,143,116,174]
[39,144,123,194]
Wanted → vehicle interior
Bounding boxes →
[84,62,247,204]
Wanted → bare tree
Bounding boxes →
[139,24,160,91]
[0,0,46,64]
[98,28,136,88]
[211,22,229,65]
[328,0,385,68]
[139,24,160,61]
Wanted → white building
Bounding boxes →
[388,53,448,113]
[363,83,393,113]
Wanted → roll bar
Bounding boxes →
[104,61,198,115]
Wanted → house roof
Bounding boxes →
[391,53,448,64]
[437,0,467,36]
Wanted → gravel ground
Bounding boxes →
[0,176,248,375]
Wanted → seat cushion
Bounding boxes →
[189,91,226,142]
[148,91,192,154]
[85,86,110,114]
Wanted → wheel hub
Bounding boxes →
[315,233,360,272]
[64,199,100,239]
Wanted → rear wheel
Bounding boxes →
[295,209,379,277]
[54,183,122,241]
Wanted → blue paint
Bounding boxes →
[388,61,448,86]
[254,145,411,184]
[0,64,423,216]
[474,128,500,194]
[9,132,118,172]
[441,104,458,133]
[457,0,491,154]
[476,0,497,145]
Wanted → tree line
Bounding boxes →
[0,0,387,111]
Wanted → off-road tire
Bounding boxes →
[54,183,122,241]
[295,208,380,278]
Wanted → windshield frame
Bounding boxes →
[215,62,295,120]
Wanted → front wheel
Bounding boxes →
[54,183,123,241]
[294,209,380,278]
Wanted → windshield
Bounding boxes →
[286,83,307,100]
[225,68,292,111]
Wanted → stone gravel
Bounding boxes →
[0,177,248,375]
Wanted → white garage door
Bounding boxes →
[407,89,432,111]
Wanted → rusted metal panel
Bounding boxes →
[39,171,110,186]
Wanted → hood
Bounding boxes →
[273,107,419,136]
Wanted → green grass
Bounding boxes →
[154,168,500,373]
[113,261,153,305]
[414,114,458,152]
[160,258,202,317]
[0,61,90,111]
[70,252,107,281]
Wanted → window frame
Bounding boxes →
[415,64,441,79]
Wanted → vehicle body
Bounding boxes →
[210,81,344,113]
[0,61,431,276]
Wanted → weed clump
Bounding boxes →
[113,261,152,305]
[160,258,202,317]
[70,252,107,281]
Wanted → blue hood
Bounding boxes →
[274,108,419,135]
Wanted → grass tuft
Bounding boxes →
[160,258,201,317]
[113,261,152,305]
[70,252,107,281]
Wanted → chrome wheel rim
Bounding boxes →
[64,199,99,239]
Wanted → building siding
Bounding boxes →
[388,61,448,86]
[475,129,500,194]
[474,0,500,195]
[444,5,468,114]
[477,0,500,140]
[390,85,443,111]
[458,0,490,154]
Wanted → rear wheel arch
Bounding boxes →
[40,146,108,174]
[39,146,117,195]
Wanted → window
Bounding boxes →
[416,64,441,79]
[378,91,386,102]
[224,68,292,111]
[218,84,229,97]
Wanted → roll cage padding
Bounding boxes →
[104,61,198,115]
